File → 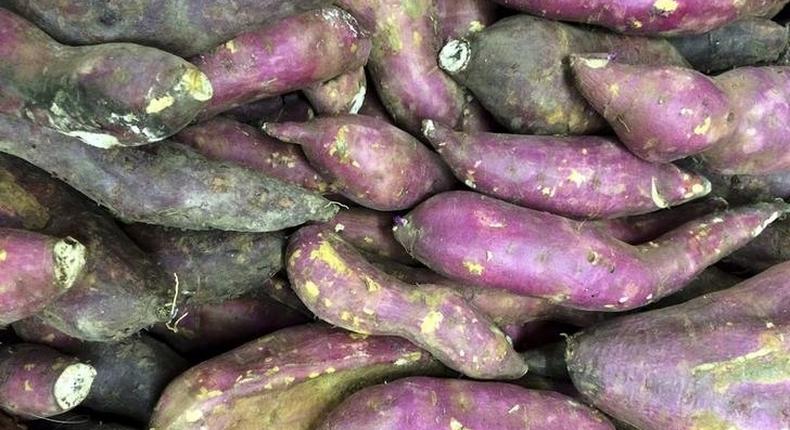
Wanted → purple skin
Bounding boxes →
[725,217,789,273]
[0,228,86,325]
[176,117,332,193]
[303,67,368,115]
[492,0,789,36]
[287,225,527,379]
[423,120,711,219]
[261,275,312,316]
[263,115,455,211]
[0,344,96,418]
[436,0,499,41]
[223,93,316,126]
[394,191,787,311]
[702,66,790,175]
[193,7,371,119]
[12,317,84,352]
[149,324,444,430]
[0,9,212,148]
[323,207,415,265]
[335,0,481,134]
[0,169,50,230]
[317,377,615,430]
[438,15,689,135]
[358,84,392,121]
[567,261,790,430]
[571,55,736,163]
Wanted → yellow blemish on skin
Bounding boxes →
[691,183,706,194]
[363,236,374,244]
[394,351,422,366]
[463,261,484,275]
[310,241,350,274]
[196,387,223,400]
[303,281,320,300]
[420,311,444,334]
[340,311,352,321]
[348,332,368,340]
[412,31,423,46]
[23,364,35,371]
[323,298,333,307]
[631,19,643,29]
[225,40,238,53]
[567,169,588,186]
[449,418,470,430]
[468,20,485,32]
[184,409,203,423]
[0,250,6,262]
[24,381,32,392]
[145,95,175,114]
[608,83,620,97]
[325,367,336,374]
[653,0,679,13]
[283,376,296,385]
[264,367,280,376]
[180,68,213,101]
[693,117,712,135]
[364,276,382,292]
[308,372,321,379]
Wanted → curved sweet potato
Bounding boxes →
[303,67,368,115]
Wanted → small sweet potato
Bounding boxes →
[0,169,50,230]
[303,67,368,115]
[323,208,414,264]
[436,0,499,40]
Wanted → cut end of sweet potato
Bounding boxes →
[439,39,471,74]
[52,237,86,290]
[53,362,96,410]
[180,68,214,102]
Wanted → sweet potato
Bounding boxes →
[261,275,312,316]
[317,377,615,430]
[224,93,315,126]
[491,0,789,36]
[680,157,790,205]
[436,0,499,40]
[644,266,742,309]
[670,18,789,73]
[725,217,789,273]
[0,229,86,325]
[423,120,711,218]
[324,208,414,264]
[12,317,83,352]
[0,344,96,418]
[123,223,284,304]
[175,117,332,193]
[394,191,787,311]
[566,260,790,429]
[0,169,49,230]
[0,9,211,148]
[571,55,736,163]
[358,83,392,121]
[263,115,455,211]
[193,7,370,119]
[286,225,527,379]
[0,114,338,232]
[701,66,790,175]
[438,15,688,135]
[303,67,367,115]
[149,324,444,430]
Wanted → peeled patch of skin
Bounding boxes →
[436,0,499,41]
[287,226,528,379]
[438,15,688,135]
[149,324,445,430]
[193,7,371,119]
[492,0,789,36]
[394,191,787,311]
[423,120,711,219]
[0,9,212,147]
[324,207,415,265]
[571,55,736,163]
[0,229,86,325]
[263,115,455,211]
[317,377,615,430]
[0,114,338,232]
[6,0,331,57]
[702,66,790,175]
[304,67,368,115]
[567,261,790,430]
[0,344,96,418]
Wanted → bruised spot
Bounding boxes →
[463,261,484,276]
[420,311,444,334]
[303,281,320,300]
[328,126,354,164]
[693,117,712,135]
[145,95,175,114]
[310,241,351,274]
[653,0,679,14]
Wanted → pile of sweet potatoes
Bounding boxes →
[0,1,787,429]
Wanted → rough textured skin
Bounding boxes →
[304,67,368,115]
[436,0,499,41]
[492,0,789,36]
[0,344,95,418]
[0,9,211,148]
[702,67,790,174]
[571,55,736,163]
[0,229,85,325]
[725,217,789,273]
[124,223,284,304]
[423,120,711,218]
[439,15,688,135]
[567,261,790,430]
[12,317,84,352]
[335,0,479,134]
[224,93,315,126]
[323,208,414,264]
[286,225,527,379]
[0,114,338,232]
[193,7,371,119]
[176,117,331,193]
[671,18,789,73]
[149,324,445,430]
[317,377,615,430]
[263,115,455,211]
[394,191,787,311]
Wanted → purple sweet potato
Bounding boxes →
[0,9,211,148]
[287,225,527,379]
[193,7,371,119]
[0,229,86,325]
[324,208,414,264]
[725,217,789,273]
[423,120,711,218]
[123,223,285,304]
[261,275,312,316]
[0,344,96,418]
[317,377,615,430]
[566,260,790,429]
[12,317,83,352]
[263,115,455,211]
[492,0,788,36]
[438,15,688,135]
[436,0,499,40]
[175,117,332,193]
[394,191,787,311]
[671,18,789,73]
[702,66,790,175]
[571,55,736,163]
[644,266,742,309]
[358,83,392,121]
[149,324,444,430]
[335,0,480,134]
[0,114,338,232]
[303,67,368,115]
